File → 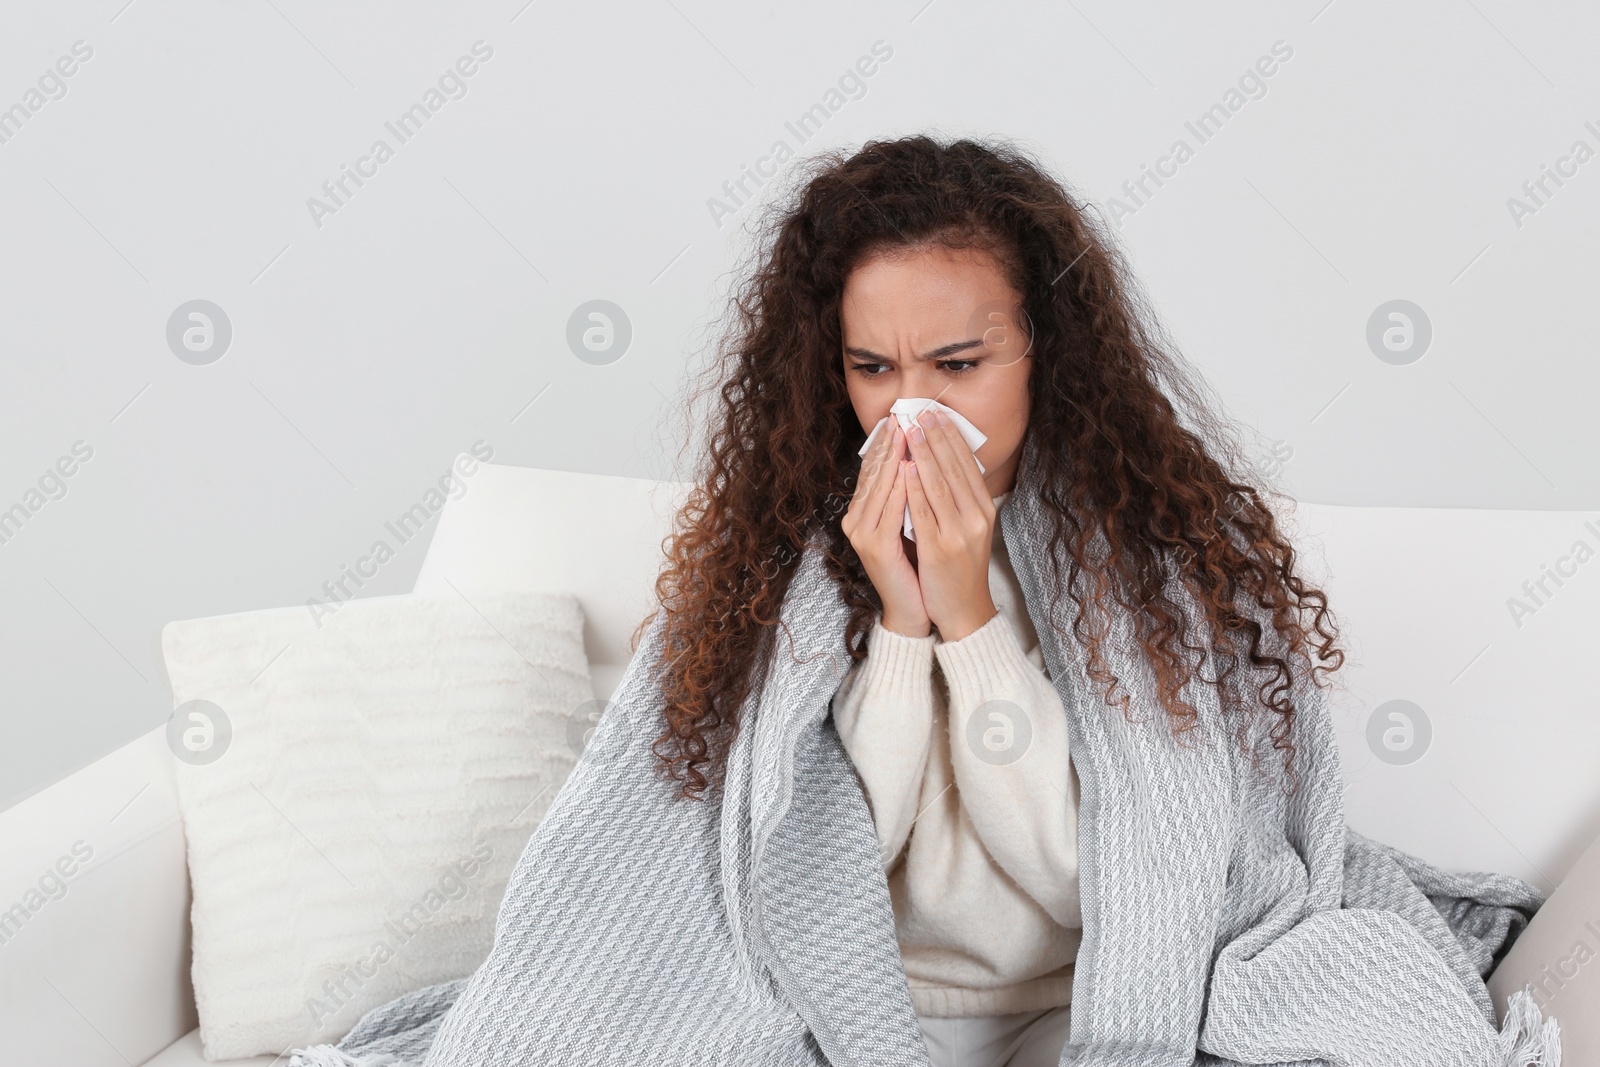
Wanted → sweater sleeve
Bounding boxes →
[934,610,1082,928]
[831,618,938,871]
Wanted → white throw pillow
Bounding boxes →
[160,591,593,1060]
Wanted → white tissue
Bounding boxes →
[856,397,989,542]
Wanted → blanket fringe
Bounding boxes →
[286,1046,402,1067]
[1497,984,1562,1067]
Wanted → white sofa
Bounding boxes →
[2,461,1596,1065]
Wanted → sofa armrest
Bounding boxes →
[1487,827,1600,1061]
[0,726,195,1066]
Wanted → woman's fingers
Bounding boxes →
[866,424,907,533]
[889,456,910,537]
[904,456,936,538]
[849,421,906,542]
[939,410,991,506]
[858,419,894,491]
[853,422,886,499]
[921,409,985,514]
[906,412,959,531]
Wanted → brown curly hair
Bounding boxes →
[635,133,1345,803]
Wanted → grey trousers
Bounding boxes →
[915,1006,1073,1067]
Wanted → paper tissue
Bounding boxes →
[856,397,988,542]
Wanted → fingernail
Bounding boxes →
[932,409,948,424]
[909,424,925,443]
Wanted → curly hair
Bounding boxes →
[634,133,1345,803]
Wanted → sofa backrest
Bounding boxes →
[413,461,693,702]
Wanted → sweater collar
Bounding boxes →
[991,491,1013,548]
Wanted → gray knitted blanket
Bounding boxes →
[289,453,1561,1067]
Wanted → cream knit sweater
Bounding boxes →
[831,491,1083,1018]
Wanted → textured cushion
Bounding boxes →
[1487,828,1600,1063]
[159,592,591,1060]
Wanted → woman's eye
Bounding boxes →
[848,359,978,376]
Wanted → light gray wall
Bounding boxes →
[2,0,1595,811]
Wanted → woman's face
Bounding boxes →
[839,243,1033,499]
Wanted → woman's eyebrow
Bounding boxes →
[844,338,985,363]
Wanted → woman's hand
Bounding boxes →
[904,408,998,642]
[841,421,930,638]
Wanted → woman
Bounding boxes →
[647,133,1345,1066]
[292,135,1557,1067]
